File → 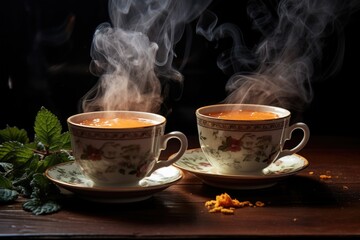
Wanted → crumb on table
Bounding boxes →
[320,174,332,179]
[205,193,265,214]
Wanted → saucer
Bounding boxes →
[173,148,309,190]
[45,161,183,203]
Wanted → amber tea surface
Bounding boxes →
[207,110,279,120]
[79,117,157,128]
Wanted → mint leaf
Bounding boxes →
[36,152,73,173]
[34,107,64,150]
[0,162,13,172]
[0,141,34,166]
[0,174,13,188]
[22,173,62,215]
[12,171,34,197]
[0,188,18,203]
[0,106,72,215]
[30,173,60,199]
[58,132,71,150]
[0,126,29,144]
[23,198,61,215]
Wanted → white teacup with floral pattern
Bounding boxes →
[196,104,310,175]
[67,111,188,187]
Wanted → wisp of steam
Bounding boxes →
[196,0,359,114]
[81,0,211,114]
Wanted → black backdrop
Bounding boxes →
[1,0,359,137]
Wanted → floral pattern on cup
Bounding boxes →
[67,111,188,187]
[196,104,310,175]
[76,141,152,184]
[199,130,279,167]
[173,149,213,172]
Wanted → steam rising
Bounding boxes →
[80,0,359,117]
[81,0,211,113]
[196,0,359,112]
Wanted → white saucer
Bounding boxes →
[45,161,183,203]
[173,148,309,190]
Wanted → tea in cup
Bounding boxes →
[196,104,310,175]
[67,111,188,187]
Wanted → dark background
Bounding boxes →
[1,0,359,137]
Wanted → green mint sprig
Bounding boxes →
[0,106,73,215]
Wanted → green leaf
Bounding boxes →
[22,173,62,215]
[0,188,18,203]
[0,126,29,144]
[36,152,72,173]
[0,175,13,188]
[12,170,34,197]
[1,106,72,215]
[0,162,13,173]
[34,107,63,149]
[59,132,71,150]
[0,142,17,162]
[0,141,34,166]
[22,198,61,215]
[30,173,60,199]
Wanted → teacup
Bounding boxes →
[196,104,310,175]
[67,110,188,187]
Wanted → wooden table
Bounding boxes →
[1,135,359,239]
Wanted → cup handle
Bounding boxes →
[146,131,188,176]
[276,122,310,159]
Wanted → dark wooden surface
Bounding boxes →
[1,135,359,239]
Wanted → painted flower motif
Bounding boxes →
[81,145,102,160]
[218,136,242,152]
[218,133,270,155]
